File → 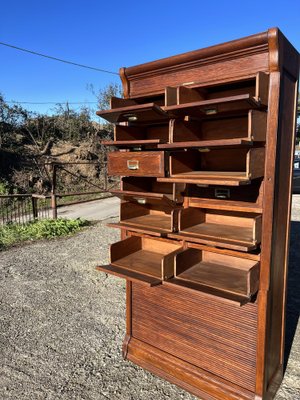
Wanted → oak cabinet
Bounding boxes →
[96,28,299,400]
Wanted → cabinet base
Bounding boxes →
[124,336,256,400]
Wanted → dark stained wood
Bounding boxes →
[130,282,258,391]
[97,102,168,124]
[174,248,260,301]
[110,177,184,207]
[166,148,265,185]
[108,151,166,177]
[173,208,262,251]
[106,236,183,282]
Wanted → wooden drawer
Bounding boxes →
[159,147,265,185]
[97,97,168,124]
[169,208,262,252]
[108,201,180,236]
[96,236,183,285]
[159,110,267,149]
[108,151,166,177]
[102,123,169,148]
[111,177,185,207]
[164,72,269,117]
[172,245,260,305]
[186,179,264,213]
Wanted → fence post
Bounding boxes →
[104,162,108,191]
[31,196,38,219]
[51,164,58,219]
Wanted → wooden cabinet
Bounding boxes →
[96,28,299,400]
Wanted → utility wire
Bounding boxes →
[0,41,118,75]
[6,101,98,105]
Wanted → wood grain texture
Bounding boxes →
[99,27,299,400]
[108,151,166,177]
[130,282,258,391]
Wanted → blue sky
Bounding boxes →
[0,0,299,116]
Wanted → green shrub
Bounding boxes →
[0,218,89,250]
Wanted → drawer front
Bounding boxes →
[108,151,165,177]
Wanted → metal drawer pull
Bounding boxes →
[127,160,139,170]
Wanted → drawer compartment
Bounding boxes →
[102,123,169,147]
[108,201,179,236]
[170,208,262,251]
[186,179,264,213]
[97,236,183,285]
[108,151,166,177]
[160,147,265,185]
[164,72,269,117]
[159,110,267,149]
[173,247,260,304]
[97,97,168,124]
[111,177,185,207]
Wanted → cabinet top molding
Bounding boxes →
[120,28,299,98]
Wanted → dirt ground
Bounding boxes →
[0,196,299,399]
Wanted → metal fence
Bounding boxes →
[0,194,51,226]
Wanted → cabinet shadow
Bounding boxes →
[284,220,300,371]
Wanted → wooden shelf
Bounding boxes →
[159,110,267,149]
[169,208,261,252]
[164,94,264,118]
[158,138,253,149]
[111,177,184,207]
[102,122,169,148]
[164,148,265,185]
[173,248,259,304]
[108,200,179,236]
[100,236,183,283]
[97,102,168,124]
[185,180,263,213]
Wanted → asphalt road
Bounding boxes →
[57,197,120,221]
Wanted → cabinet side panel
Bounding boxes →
[266,69,299,386]
[131,283,258,392]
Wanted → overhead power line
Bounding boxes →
[0,41,118,75]
[7,101,98,105]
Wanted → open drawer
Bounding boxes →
[164,72,269,118]
[108,201,180,236]
[159,147,265,185]
[159,110,267,149]
[108,151,166,177]
[169,208,262,252]
[97,96,168,124]
[171,246,260,305]
[185,179,264,213]
[111,177,185,207]
[96,236,183,286]
[102,122,169,147]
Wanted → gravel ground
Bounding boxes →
[0,196,299,400]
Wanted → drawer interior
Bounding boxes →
[174,208,261,251]
[186,180,263,212]
[109,236,183,281]
[164,110,266,147]
[97,96,168,124]
[102,123,169,147]
[111,177,185,206]
[109,201,178,236]
[174,248,260,303]
[168,148,265,185]
[165,72,269,117]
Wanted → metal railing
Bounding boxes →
[0,194,51,225]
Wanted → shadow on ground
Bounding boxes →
[284,221,300,370]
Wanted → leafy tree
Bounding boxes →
[88,82,122,140]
